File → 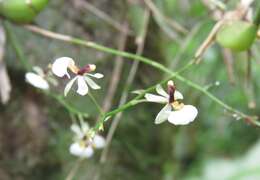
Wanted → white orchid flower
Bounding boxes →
[69,121,105,158]
[25,66,49,90]
[52,57,103,96]
[145,80,198,125]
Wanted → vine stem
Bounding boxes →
[88,91,104,116]
[23,24,258,127]
[47,92,89,117]
[5,22,31,70]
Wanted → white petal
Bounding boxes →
[168,105,198,125]
[155,104,172,124]
[145,93,168,103]
[156,84,168,98]
[93,135,106,149]
[87,73,104,79]
[84,76,101,90]
[76,76,89,96]
[52,57,74,78]
[71,124,84,138]
[32,66,44,77]
[25,72,49,90]
[64,76,77,96]
[80,121,89,133]
[69,143,94,158]
[174,90,183,100]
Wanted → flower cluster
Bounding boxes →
[24,57,199,159]
[70,121,105,158]
[51,57,103,96]
[145,80,198,125]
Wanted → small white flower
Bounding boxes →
[52,57,103,96]
[145,80,198,125]
[69,121,105,158]
[69,143,94,158]
[25,66,49,90]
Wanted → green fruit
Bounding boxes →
[216,21,257,51]
[0,0,49,23]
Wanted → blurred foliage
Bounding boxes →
[0,0,260,180]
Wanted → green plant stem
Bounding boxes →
[94,59,256,131]
[23,24,258,128]
[88,91,104,116]
[46,92,88,117]
[4,21,31,70]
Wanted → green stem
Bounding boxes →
[88,92,104,116]
[23,25,258,128]
[93,59,252,131]
[47,92,88,117]
[4,21,31,70]
[72,41,251,119]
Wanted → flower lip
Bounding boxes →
[77,64,96,75]
[167,80,175,103]
[168,105,198,125]
[25,72,49,90]
[69,142,94,158]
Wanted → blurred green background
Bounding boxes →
[0,0,260,179]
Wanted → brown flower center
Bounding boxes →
[167,81,175,103]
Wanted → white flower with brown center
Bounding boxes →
[69,121,105,158]
[145,80,198,125]
[25,66,49,90]
[51,57,103,96]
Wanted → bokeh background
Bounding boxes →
[0,0,260,179]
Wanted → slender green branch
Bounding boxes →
[4,21,31,70]
[23,24,258,128]
[88,92,104,116]
[47,92,88,117]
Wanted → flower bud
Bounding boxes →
[89,64,96,72]
[216,20,257,51]
[0,0,49,23]
[167,80,174,87]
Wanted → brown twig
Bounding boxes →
[100,23,129,115]
[144,0,187,34]
[195,20,224,62]
[245,50,256,109]
[99,9,150,164]
[201,0,226,20]
[72,0,133,35]
[221,48,235,85]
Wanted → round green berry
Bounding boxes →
[216,21,257,51]
[0,0,49,23]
